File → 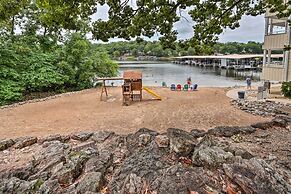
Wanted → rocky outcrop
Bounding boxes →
[167,128,197,156]
[14,137,37,149]
[0,139,15,151]
[38,134,70,144]
[76,172,103,193]
[208,126,256,137]
[0,117,291,194]
[224,158,291,194]
[71,132,93,142]
[192,145,234,168]
[155,135,169,148]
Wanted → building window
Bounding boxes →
[267,18,287,35]
[267,50,284,66]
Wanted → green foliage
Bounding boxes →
[281,82,291,98]
[0,34,117,105]
[213,41,263,54]
[94,40,263,58]
[60,33,118,89]
[0,0,290,48]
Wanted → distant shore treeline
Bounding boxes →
[93,40,263,59]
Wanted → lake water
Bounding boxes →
[110,62,261,87]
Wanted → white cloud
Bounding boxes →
[218,15,265,43]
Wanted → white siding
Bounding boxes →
[262,66,285,81]
[262,33,288,50]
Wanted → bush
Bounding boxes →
[0,34,118,105]
[281,82,291,98]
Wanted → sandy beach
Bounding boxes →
[0,87,268,138]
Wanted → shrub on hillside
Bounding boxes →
[0,34,118,106]
[281,82,291,98]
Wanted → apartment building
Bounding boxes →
[262,9,291,81]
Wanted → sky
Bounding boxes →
[92,4,265,43]
[175,15,265,43]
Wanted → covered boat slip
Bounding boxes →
[174,54,283,70]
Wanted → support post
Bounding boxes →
[263,50,267,67]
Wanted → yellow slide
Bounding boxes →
[143,87,162,100]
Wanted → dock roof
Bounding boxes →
[175,54,283,60]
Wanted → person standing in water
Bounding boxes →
[246,77,252,90]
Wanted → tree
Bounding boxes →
[187,47,196,55]
[113,50,121,58]
[244,41,263,54]
[90,0,291,48]
[3,0,289,49]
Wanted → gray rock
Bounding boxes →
[121,173,142,194]
[108,143,166,193]
[50,151,90,185]
[231,99,291,117]
[251,121,275,130]
[190,129,207,138]
[138,133,151,146]
[90,131,114,143]
[152,164,216,194]
[208,126,256,137]
[38,134,70,144]
[84,152,113,173]
[223,158,291,194]
[167,128,197,156]
[155,135,169,148]
[223,146,254,159]
[275,115,291,123]
[14,137,37,149]
[192,145,233,168]
[0,177,42,194]
[0,163,34,180]
[273,116,288,127]
[72,141,96,152]
[38,134,62,144]
[0,139,15,151]
[134,128,159,136]
[71,132,93,141]
[39,179,60,194]
[76,172,103,193]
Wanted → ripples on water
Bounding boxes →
[109,62,261,87]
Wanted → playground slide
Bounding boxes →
[143,87,162,100]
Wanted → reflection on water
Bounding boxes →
[108,62,261,87]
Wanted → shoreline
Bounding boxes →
[0,87,268,139]
[0,86,238,110]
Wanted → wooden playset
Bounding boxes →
[122,71,143,105]
[97,70,161,106]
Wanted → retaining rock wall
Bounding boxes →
[231,99,291,117]
[0,116,291,193]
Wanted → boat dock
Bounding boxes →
[173,54,283,71]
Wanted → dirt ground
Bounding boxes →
[0,87,268,139]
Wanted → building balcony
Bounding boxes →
[262,33,289,50]
[262,65,285,81]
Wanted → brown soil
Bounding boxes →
[0,87,268,139]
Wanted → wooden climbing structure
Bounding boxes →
[122,71,142,105]
[97,77,123,101]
